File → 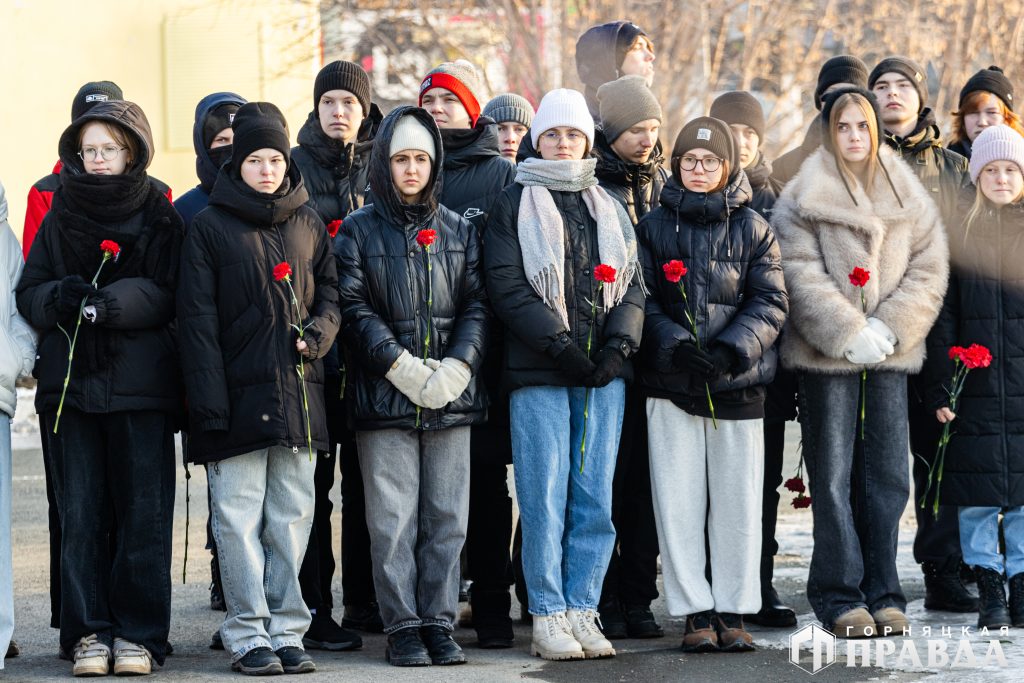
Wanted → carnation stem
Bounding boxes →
[678,283,717,429]
[286,278,314,460]
[579,283,602,473]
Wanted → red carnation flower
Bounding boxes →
[273,262,292,282]
[961,343,992,370]
[416,229,437,248]
[662,259,687,283]
[948,346,967,361]
[848,267,870,288]
[784,477,806,494]
[327,220,342,238]
[792,494,812,509]
[100,240,121,258]
[594,264,617,284]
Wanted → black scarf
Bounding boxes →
[59,168,151,223]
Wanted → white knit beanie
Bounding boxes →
[389,114,436,161]
[969,124,1024,183]
[530,89,595,149]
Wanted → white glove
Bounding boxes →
[385,350,434,406]
[867,317,898,348]
[419,357,472,409]
[844,326,890,364]
[425,357,442,370]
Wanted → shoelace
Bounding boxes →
[571,611,602,637]
[76,635,107,660]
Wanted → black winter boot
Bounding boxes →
[975,567,1011,629]
[210,556,226,612]
[1008,573,1024,627]
[923,556,979,612]
[597,597,627,639]
[471,588,514,648]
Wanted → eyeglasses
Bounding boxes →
[540,130,586,145]
[678,155,723,172]
[78,146,126,162]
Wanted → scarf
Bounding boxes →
[515,156,641,329]
[59,169,151,223]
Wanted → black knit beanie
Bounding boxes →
[959,65,1015,112]
[314,60,371,116]
[231,102,291,173]
[672,116,736,179]
[819,87,883,154]
[202,102,241,150]
[869,57,929,111]
[814,56,868,110]
[71,80,123,122]
[709,91,765,143]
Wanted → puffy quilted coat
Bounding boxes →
[594,135,669,224]
[177,164,339,464]
[336,105,489,431]
[437,117,516,229]
[636,170,788,419]
[921,196,1024,506]
[484,176,645,392]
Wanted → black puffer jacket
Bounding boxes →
[743,153,783,220]
[336,106,489,431]
[772,116,822,188]
[16,101,184,416]
[947,138,972,159]
[594,135,669,224]
[178,164,339,464]
[636,171,788,420]
[883,108,970,223]
[438,117,516,228]
[174,92,247,232]
[291,104,383,224]
[921,197,1024,506]
[484,178,646,392]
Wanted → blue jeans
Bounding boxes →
[959,507,1024,577]
[798,372,909,626]
[0,418,12,668]
[209,447,316,660]
[510,380,625,616]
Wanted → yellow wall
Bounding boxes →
[0,0,321,242]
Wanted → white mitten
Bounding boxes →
[419,357,472,409]
[867,317,898,349]
[385,350,435,405]
[425,357,442,370]
[844,326,887,364]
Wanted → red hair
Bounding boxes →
[950,90,1024,145]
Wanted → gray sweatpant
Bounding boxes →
[357,426,471,634]
[646,398,763,616]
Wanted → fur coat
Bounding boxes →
[771,145,949,375]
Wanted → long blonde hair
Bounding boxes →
[828,93,880,192]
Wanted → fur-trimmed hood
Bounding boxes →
[771,145,949,375]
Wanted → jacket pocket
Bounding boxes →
[221,303,263,364]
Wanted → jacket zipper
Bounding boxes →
[267,223,296,448]
[702,194,711,348]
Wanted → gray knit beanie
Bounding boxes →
[483,93,534,128]
[597,76,662,143]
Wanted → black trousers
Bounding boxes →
[299,448,338,613]
[466,423,514,617]
[39,412,63,629]
[600,387,660,607]
[761,420,787,587]
[908,382,961,563]
[48,409,175,664]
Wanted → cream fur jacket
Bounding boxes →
[771,145,949,375]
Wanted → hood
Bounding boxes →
[884,107,942,155]
[192,92,247,192]
[575,21,642,114]
[58,100,154,176]
[440,115,502,170]
[295,102,383,172]
[208,162,310,226]
[657,168,752,224]
[367,105,444,226]
[593,132,666,185]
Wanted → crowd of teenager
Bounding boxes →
[1,16,1024,678]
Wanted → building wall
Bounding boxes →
[0,0,320,244]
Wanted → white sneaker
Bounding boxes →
[567,609,616,659]
[113,638,152,676]
[72,634,111,677]
[530,612,584,661]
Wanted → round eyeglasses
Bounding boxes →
[678,155,723,172]
[78,146,126,162]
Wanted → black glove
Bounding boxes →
[589,346,626,388]
[56,275,95,315]
[672,341,714,377]
[83,291,121,325]
[708,344,736,378]
[555,344,597,382]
